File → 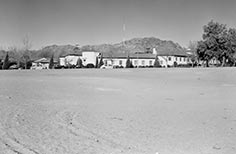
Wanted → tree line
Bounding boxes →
[0,36,34,70]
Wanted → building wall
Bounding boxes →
[132,59,155,67]
[59,56,81,66]
[159,56,190,67]
[103,56,190,68]
[103,58,127,67]
[102,58,155,67]
[58,51,190,68]
[31,62,49,70]
[59,57,66,66]
[82,52,99,66]
[59,52,99,67]
[65,56,80,66]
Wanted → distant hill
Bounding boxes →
[38,37,185,59]
[81,37,184,54]
[1,37,186,61]
[36,44,80,59]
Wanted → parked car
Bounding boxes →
[100,64,113,69]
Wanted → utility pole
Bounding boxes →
[122,17,126,54]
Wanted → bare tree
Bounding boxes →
[8,46,18,59]
[188,41,198,67]
[188,41,198,51]
[21,35,32,69]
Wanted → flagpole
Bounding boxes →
[122,17,126,54]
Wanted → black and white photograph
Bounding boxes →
[0,0,236,154]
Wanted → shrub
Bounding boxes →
[2,53,10,70]
[49,55,54,69]
[177,64,192,68]
[54,64,64,69]
[113,65,119,69]
[98,54,104,68]
[154,56,161,67]
[126,55,133,68]
[76,58,84,68]
[8,62,18,69]
[173,61,178,67]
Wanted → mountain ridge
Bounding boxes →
[1,37,187,61]
[40,37,185,59]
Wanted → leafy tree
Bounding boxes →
[2,52,9,70]
[153,55,161,67]
[76,58,83,68]
[0,61,2,69]
[98,54,104,68]
[226,28,236,65]
[95,56,99,68]
[205,20,227,65]
[130,60,134,68]
[126,54,132,68]
[196,20,236,67]
[49,54,54,69]
[196,40,214,67]
[173,61,178,67]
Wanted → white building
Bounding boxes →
[58,48,190,68]
[59,53,82,67]
[59,51,100,67]
[82,51,100,66]
[101,48,190,68]
[158,55,190,67]
[101,53,156,68]
[31,58,57,70]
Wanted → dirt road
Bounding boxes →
[0,68,236,154]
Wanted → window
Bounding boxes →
[160,60,163,65]
[104,60,107,66]
[149,60,152,65]
[175,57,178,61]
[168,57,172,61]
[179,57,182,62]
[134,60,138,65]
[142,60,145,65]
[119,60,122,65]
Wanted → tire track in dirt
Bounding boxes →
[0,97,46,154]
[0,123,40,154]
[54,110,145,154]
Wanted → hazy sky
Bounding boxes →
[0,0,236,49]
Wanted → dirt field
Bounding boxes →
[0,68,236,154]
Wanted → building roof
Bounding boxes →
[102,50,188,59]
[34,58,57,63]
[60,53,82,57]
[155,49,188,57]
[82,50,98,53]
[102,53,156,59]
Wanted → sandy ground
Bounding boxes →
[0,68,236,154]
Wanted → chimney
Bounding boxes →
[153,48,157,55]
